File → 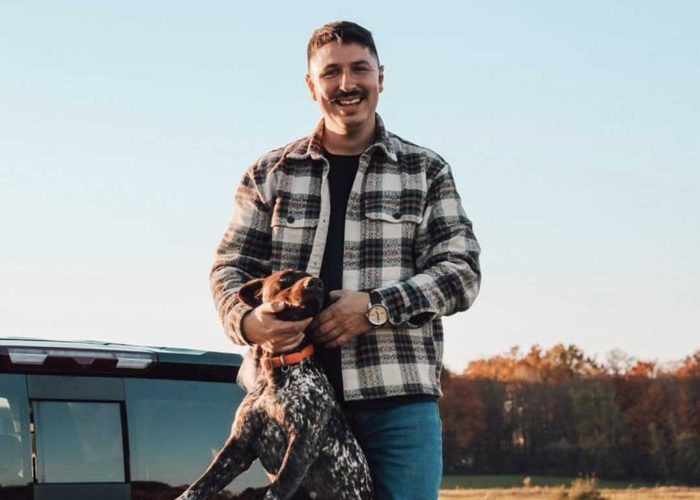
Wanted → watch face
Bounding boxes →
[368,305,389,326]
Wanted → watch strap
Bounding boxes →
[369,290,383,306]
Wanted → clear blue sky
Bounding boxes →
[1,1,698,371]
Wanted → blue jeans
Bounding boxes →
[344,401,442,500]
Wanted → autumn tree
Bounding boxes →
[439,344,700,483]
[440,373,487,472]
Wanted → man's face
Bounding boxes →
[306,42,384,134]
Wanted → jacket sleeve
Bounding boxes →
[373,160,481,328]
[210,167,273,345]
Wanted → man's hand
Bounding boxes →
[309,290,373,348]
[242,301,312,354]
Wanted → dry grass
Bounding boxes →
[439,487,700,499]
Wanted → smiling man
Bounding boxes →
[211,21,481,499]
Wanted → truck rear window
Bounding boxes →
[125,378,266,494]
[33,401,126,483]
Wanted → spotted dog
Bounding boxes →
[176,270,373,500]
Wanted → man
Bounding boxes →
[210,21,481,499]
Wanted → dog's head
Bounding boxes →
[237,270,325,321]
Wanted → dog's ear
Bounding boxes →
[237,278,265,308]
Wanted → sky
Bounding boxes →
[1,1,699,372]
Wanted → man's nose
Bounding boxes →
[339,69,355,92]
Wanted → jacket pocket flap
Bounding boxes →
[271,212,319,228]
[364,210,423,224]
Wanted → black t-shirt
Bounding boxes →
[315,152,360,404]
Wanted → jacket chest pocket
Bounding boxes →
[362,173,426,240]
[364,204,423,241]
[270,195,319,267]
[362,167,426,226]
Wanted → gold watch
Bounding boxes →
[366,291,389,327]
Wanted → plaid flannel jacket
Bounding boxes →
[211,115,481,401]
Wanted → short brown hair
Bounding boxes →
[307,21,379,65]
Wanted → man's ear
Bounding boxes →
[237,278,265,308]
[305,74,318,101]
[378,65,384,93]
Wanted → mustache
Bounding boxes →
[330,90,366,103]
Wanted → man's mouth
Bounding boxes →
[331,93,365,107]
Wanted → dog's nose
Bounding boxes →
[304,277,323,289]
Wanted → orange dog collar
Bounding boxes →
[263,344,314,370]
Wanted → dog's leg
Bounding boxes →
[263,412,331,500]
[177,419,259,500]
[262,432,316,500]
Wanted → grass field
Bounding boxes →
[439,487,700,499]
[439,475,700,499]
[441,475,653,489]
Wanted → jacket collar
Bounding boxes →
[286,114,397,162]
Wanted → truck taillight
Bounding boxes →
[7,348,47,365]
[6,347,154,369]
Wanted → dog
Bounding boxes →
[176,270,373,500]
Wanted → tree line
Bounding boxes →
[439,344,700,485]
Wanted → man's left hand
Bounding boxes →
[308,290,373,348]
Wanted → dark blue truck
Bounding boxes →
[0,337,267,500]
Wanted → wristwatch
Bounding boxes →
[366,291,389,327]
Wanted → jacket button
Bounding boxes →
[392,212,401,220]
[286,215,295,223]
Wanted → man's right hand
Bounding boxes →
[241,301,312,354]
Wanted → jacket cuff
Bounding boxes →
[373,285,436,329]
[229,301,255,346]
